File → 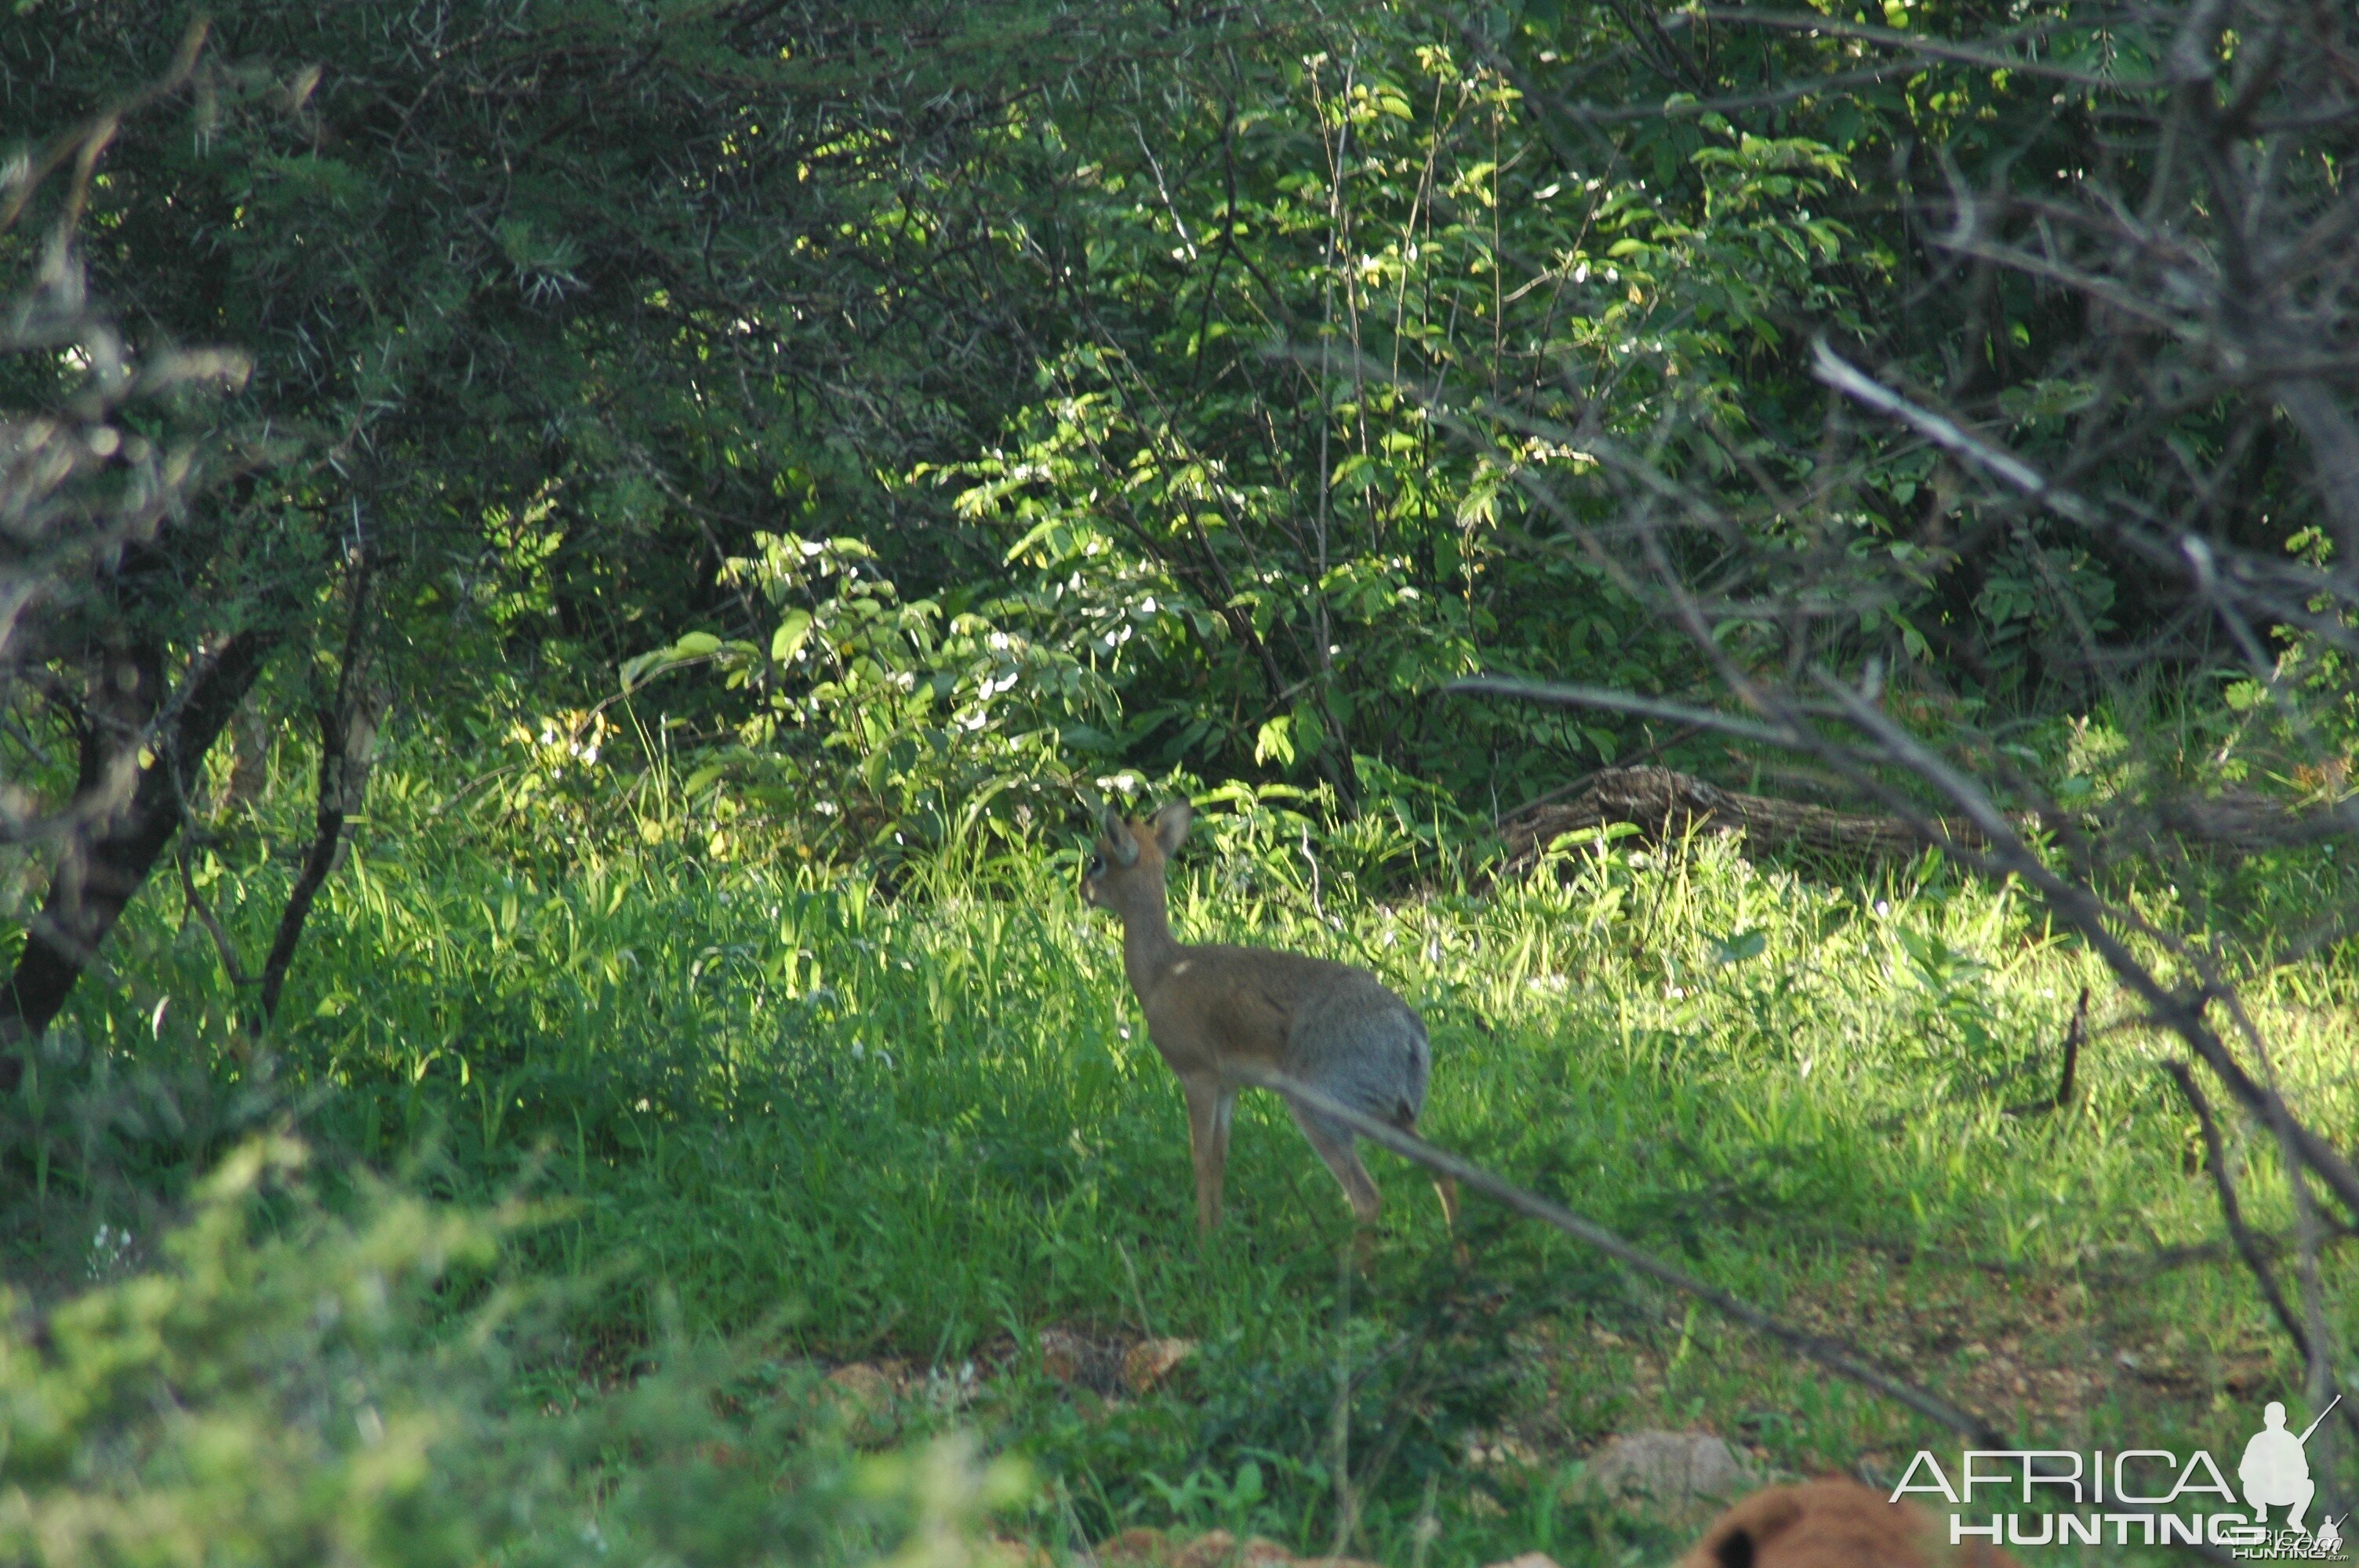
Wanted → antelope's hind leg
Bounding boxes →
[1398,1109,1467,1261]
[1396,1108,1461,1232]
[1287,1100,1383,1226]
[1430,1173,1462,1232]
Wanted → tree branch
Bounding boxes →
[255,563,383,1032]
[1234,1066,2009,1449]
[0,626,275,1090]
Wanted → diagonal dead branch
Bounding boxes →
[1234,1065,2010,1449]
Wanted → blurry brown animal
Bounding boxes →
[1081,801,1459,1240]
[1677,1480,2021,1568]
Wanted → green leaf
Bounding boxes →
[1713,929,1767,964]
[1003,517,1063,564]
[771,610,816,664]
[619,651,668,691]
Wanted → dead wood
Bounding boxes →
[1497,764,2349,877]
[1499,765,1980,872]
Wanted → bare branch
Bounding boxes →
[1235,1066,2009,1449]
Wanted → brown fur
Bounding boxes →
[1677,1481,2021,1568]
[1083,800,1458,1239]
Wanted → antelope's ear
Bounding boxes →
[1100,804,1140,866]
[1150,800,1193,855]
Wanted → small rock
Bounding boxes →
[1482,1555,1564,1568]
[1096,1527,1172,1565]
[1151,1528,1238,1568]
[986,1535,1056,1568]
[1167,1530,1242,1568]
[1122,1337,1196,1394]
[822,1360,903,1445]
[1584,1429,1747,1504]
[922,1358,982,1410]
[1040,1329,1091,1384]
[1229,1539,1290,1568]
[1463,1432,1541,1468]
[823,1361,896,1402]
[1037,1327,1141,1392]
[1096,1528,1382,1568]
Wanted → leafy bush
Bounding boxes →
[627,532,1120,871]
[0,1136,1023,1568]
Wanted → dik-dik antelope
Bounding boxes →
[1082,800,1459,1241]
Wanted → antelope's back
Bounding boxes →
[1141,944,1351,1073]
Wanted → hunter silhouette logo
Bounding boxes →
[2241,1399,2332,1534]
[1890,1395,2347,1557]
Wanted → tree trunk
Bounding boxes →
[0,628,274,1091]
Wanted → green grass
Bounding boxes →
[9,758,2359,1566]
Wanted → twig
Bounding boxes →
[1447,677,1795,750]
[1809,340,2099,524]
[2166,1062,2316,1359]
[2170,1060,2359,1459]
[254,558,381,1031]
[176,842,251,992]
[1327,1241,1358,1560]
[1693,8,2124,88]
[0,20,211,235]
[2006,986,2088,1116]
[1492,721,1706,826]
[1452,668,2359,1224]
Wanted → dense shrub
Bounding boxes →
[0,1136,1021,1567]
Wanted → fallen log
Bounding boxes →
[1499,765,1976,873]
[1497,764,2350,876]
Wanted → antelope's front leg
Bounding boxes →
[1181,1075,1234,1237]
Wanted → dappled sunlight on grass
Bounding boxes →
[20,775,2358,1566]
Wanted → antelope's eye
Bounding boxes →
[1087,854,1105,877]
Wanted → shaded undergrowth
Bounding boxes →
[5,760,2355,1565]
